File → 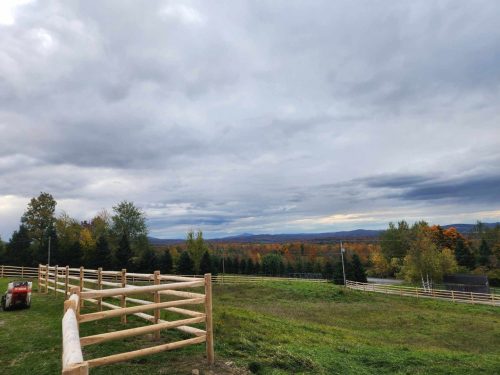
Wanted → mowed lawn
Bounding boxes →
[0,278,499,374]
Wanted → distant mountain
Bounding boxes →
[148,222,500,245]
[441,222,500,233]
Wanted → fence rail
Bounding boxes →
[0,265,215,374]
[346,280,500,306]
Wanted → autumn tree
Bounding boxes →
[399,227,458,284]
[369,248,391,277]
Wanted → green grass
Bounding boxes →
[0,278,499,374]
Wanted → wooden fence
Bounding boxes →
[346,280,500,306]
[34,265,214,374]
[0,265,328,285]
[0,264,39,279]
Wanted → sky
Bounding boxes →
[1,0,500,239]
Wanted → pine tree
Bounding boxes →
[246,258,255,274]
[351,253,367,282]
[114,234,132,270]
[69,241,83,267]
[139,247,158,273]
[95,236,112,269]
[323,259,334,280]
[478,239,492,266]
[455,238,475,269]
[177,251,195,274]
[160,249,173,274]
[199,251,212,275]
[7,225,33,266]
[254,260,261,274]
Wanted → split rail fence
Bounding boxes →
[346,280,500,306]
[2,264,214,374]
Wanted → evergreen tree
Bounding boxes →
[478,239,492,266]
[177,251,195,274]
[7,225,32,266]
[246,258,255,274]
[114,234,133,270]
[199,251,212,275]
[139,247,158,273]
[286,261,294,275]
[240,258,248,274]
[254,260,261,274]
[234,258,241,274]
[225,257,234,274]
[333,261,345,285]
[262,253,283,276]
[351,253,367,282]
[159,249,173,274]
[68,241,83,267]
[0,236,6,264]
[455,238,475,269]
[323,259,334,280]
[210,254,220,275]
[95,236,112,269]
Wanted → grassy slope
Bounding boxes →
[0,278,498,374]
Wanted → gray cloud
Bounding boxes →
[1,0,500,239]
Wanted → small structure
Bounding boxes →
[443,274,490,294]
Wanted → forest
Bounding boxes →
[1,193,499,286]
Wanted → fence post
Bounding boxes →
[154,270,161,340]
[65,266,70,300]
[451,290,455,302]
[79,267,85,308]
[54,265,58,296]
[121,269,127,324]
[98,267,103,311]
[38,264,41,293]
[470,292,475,305]
[416,287,419,299]
[45,264,49,294]
[0,264,3,278]
[21,265,24,278]
[204,273,214,365]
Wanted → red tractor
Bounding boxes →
[1,281,32,310]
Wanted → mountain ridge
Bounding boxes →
[148,222,499,245]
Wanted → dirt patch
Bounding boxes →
[157,355,250,375]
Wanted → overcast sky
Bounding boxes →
[1,1,500,239]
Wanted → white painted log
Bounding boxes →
[62,309,84,368]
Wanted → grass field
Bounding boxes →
[0,278,499,374]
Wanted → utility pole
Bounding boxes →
[48,236,51,266]
[340,240,346,286]
[221,248,225,284]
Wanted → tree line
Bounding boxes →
[370,220,500,286]
[0,192,367,283]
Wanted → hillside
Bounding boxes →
[1,278,498,374]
